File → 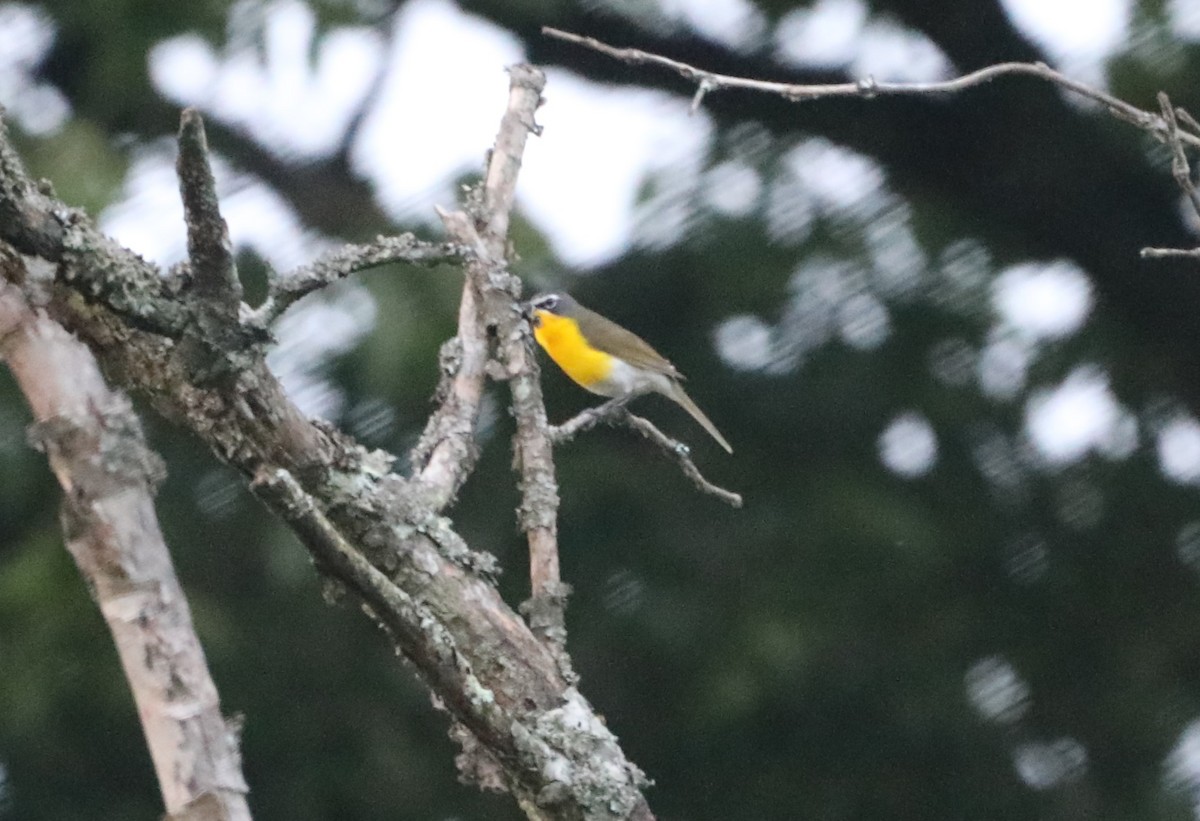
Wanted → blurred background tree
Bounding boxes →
[3,0,1200,818]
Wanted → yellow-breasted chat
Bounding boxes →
[525,292,733,454]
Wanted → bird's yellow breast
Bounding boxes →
[533,310,615,390]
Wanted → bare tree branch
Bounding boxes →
[551,401,743,509]
[1141,94,1200,259]
[1141,247,1200,259]
[544,26,1200,266]
[177,108,242,317]
[482,64,545,248]
[252,234,465,325]
[412,208,490,511]
[485,68,571,661]
[1160,94,1200,222]
[0,261,251,821]
[0,82,653,819]
[250,467,522,759]
[430,65,573,663]
[540,27,1191,145]
[1136,92,1200,261]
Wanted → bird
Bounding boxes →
[525,292,732,454]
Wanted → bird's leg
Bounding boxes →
[592,395,632,418]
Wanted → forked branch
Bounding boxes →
[0,80,654,818]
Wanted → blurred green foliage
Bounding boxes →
[4,1,1200,819]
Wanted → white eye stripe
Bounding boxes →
[533,295,559,311]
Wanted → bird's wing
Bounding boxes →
[576,308,684,379]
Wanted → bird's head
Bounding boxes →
[524,292,578,327]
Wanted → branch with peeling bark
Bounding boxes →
[427,65,575,667]
[0,260,250,820]
[0,65,656,819]
[411,207,491,511]
[543,26,1200,260]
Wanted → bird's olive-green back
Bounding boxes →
[570,303,683,380]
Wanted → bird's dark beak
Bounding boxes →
[520,301,539,326]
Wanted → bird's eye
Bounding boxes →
[534,295,558,312]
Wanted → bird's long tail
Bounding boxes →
[665,380,733,454]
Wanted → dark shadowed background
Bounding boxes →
[3,0,1200,818]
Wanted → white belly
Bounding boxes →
[589,358,674,399]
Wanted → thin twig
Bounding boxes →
[1138,94,1200,259]
[1176,107,1200,140]
[547,397,629,442]
[1141,247,1200,259]
[544,26,1200,263]
[0,264,251,820]
[540,27,1195,149]
[551,403,743,508]
[253,234,464,325]
[1160,94,1200,221]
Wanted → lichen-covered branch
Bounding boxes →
[551,402,743,508]
[431,65,571,664]
[411,208,490,511]
[177,108,241,317]
[251,468,520,760]
[0,264,251,821]
[253,234,465,325]
[0,87,652,819]
[485,68,568,656]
